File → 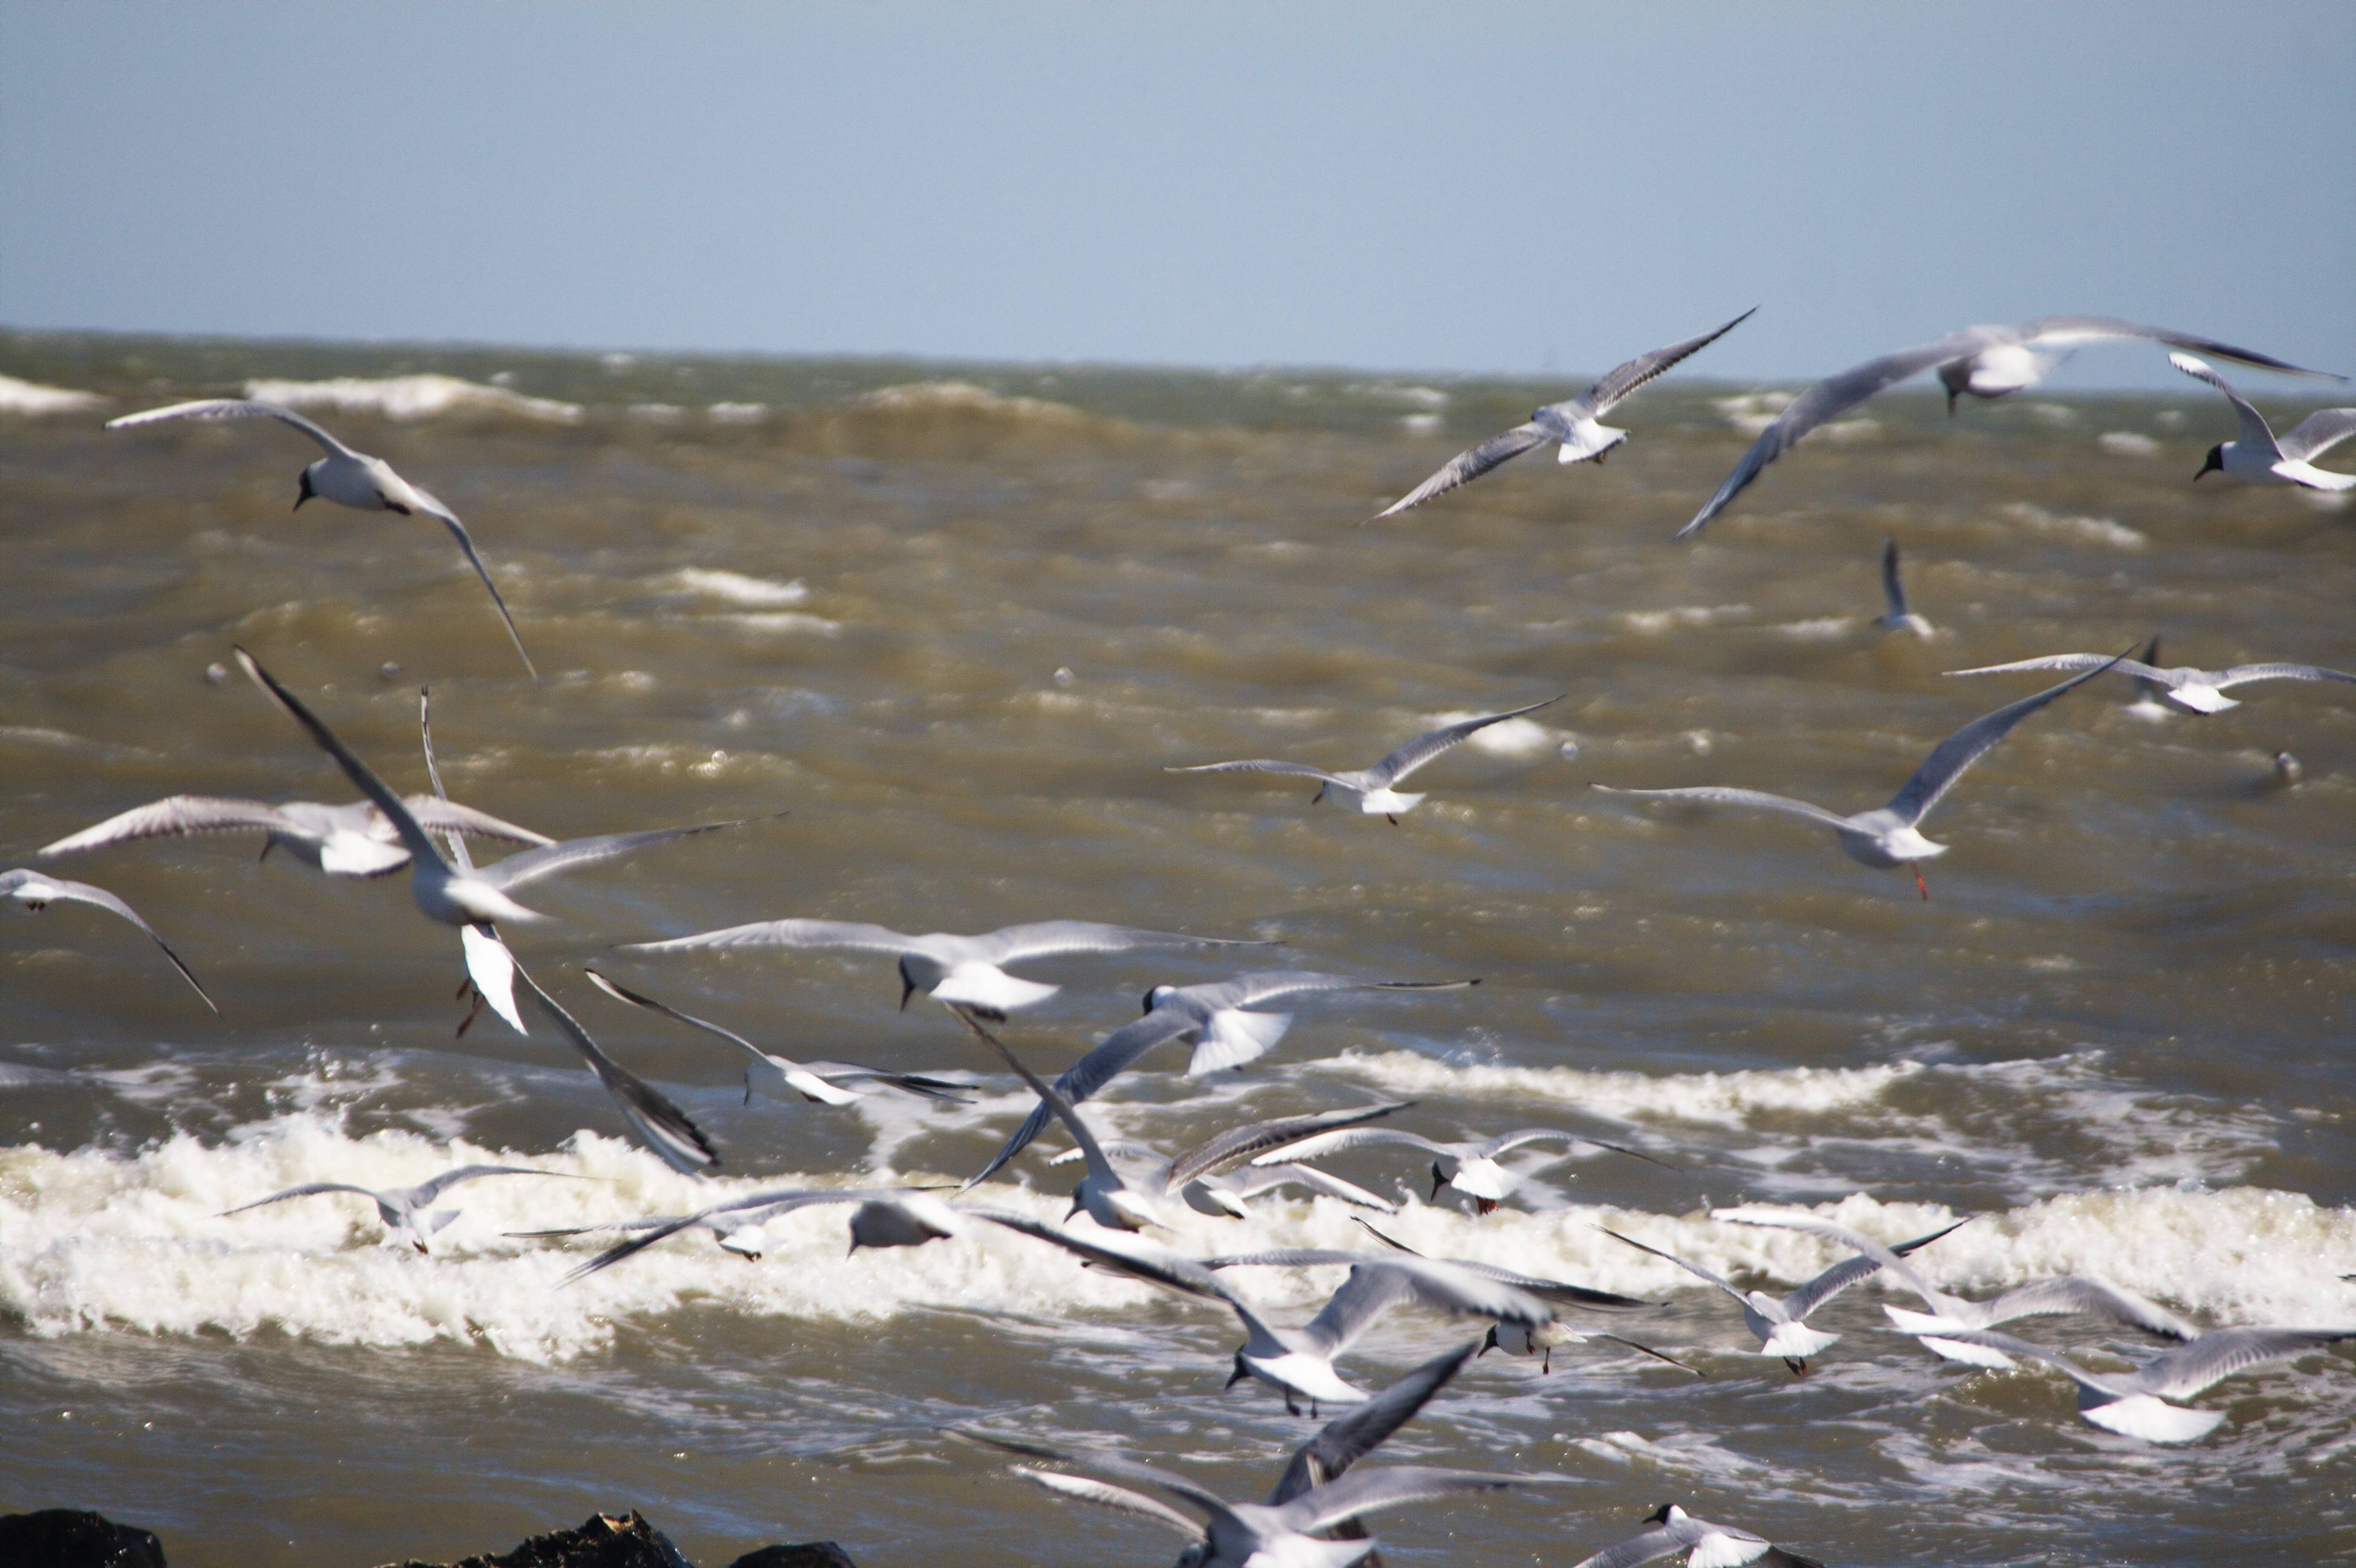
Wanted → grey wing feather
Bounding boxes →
[2278,408,2356,464]
[233,649,446,869]
[106,398,355,456]
[1368,694,1565,786]
[1165,758,1355,788]
[406,1164,566,1207]
[1599,1227,1746,1303]
[2025,316,2343,378]
[404,484,537,680]
[1231,1165,1399,1213]
[962,1009,1197,1189]
[560,1186,913,1281]
[1885,653,2123,824]
[1290,1466,1554,1536]
[2,869,216,1010]
[2213,661,2356,690]
[968,1209,1246,1314]
[1677,326,2003,537]
[2170,354,2280,453]
[510,962,717,1176]
[1783,1216,1969,1318]
[1594,784,1853,832]
[1015,1471,1209,1540]
[1270,1341,1476,1503]
[1303,1260,1547,1356]
[1353,1220,1657,1310]
[223,1182,384,1215]
[1369,424,1551,520]
[1984,1277,2196,1339]
[1941,653,2154,681]
[2134,1327,2356,1398]
[1211,970,1477,1008]
[620,916,915,957]
[476,819,745,893]
[583,967,777,1067]
[1167,1101,1410,1188]
[1248,1126,1436,1165]
[39,796,296,855]
[951,1009,1119,1185]
[980,919,1264,963]
[1568,1520,1688,1568]
[1585,306,1757,415]
[403,796,554,846]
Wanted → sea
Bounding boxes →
[2,328,2352,1566]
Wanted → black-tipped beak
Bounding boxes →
[1225,1362,1251,1390]
[293,475,314,510]
[1944,387,1958,416]
[1478,1326,1498,1358]
[898,975,916,1011]
[1429,1164,1447,1201]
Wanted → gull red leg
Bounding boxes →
[1913,864,1929,900]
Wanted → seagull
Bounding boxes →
[1,867,215,1009]
[1917,1325,2356,1443]
[965,971,1480,1188]
[1594,653,2124,898]
[554,1184,940,1281]
[235,649,748,1034]
[1168,695,1564,822]
[1250,1124,1664,1215]
[223,1164,575,1254]
[1368,310,1755,520]
[1223,1225,1692,1378]
[39,792,551,879]
[1043,1100,1413,1219]
[1570,1504,1826,1568]
[1944,647,2356,716]
[618,917,1265,1020]
[955,1008,1173,1233]
[107,399,538,676]
[1678,319,2340,537]
[2174,354,2356,491]
[1711,1209,2195,1351]
[958,1340,1564,1568]
[967,1208,1551,1412]
[581,968,968,1107]
[1599,1217,1967,1373]
[1874,539,1932,638]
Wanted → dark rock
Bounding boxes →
[0,1508,168,1568]
[373,1513,856,1568]
[722,1547,858,1568]
[375,1511,690,1568]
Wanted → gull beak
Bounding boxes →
[898,975,916,1012]
[1226,1362,1250,1390]
[1478,1326,1498,1358]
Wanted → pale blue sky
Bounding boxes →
[4,2,2351,386]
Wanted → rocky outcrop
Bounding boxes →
[374,1511,855,1568]
[0,1509,169,1568]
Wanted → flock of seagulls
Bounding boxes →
[11,309,2356,1567]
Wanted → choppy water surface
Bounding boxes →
[3,330,2354,1566]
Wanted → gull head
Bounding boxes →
[1643,1505,1686,1527]
[2195,444,2225,482]
[1143,984,1176,1014]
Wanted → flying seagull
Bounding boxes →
[619,917,1264,1020]
[2172,353,2356,491]
[1252,1124,1663,1214]
[956,1340,1564,1568]
[1594,653,2123,897]
[40,792,550,879]
[235,650,746,1035]
[1874,539,1932,638]
[1919,1325,2356,1443]
[224,1164,574,1254]
[1678,318,2339,537]
[1944,648,2356,715]
[1599,1217,1968,1373]
[1569,1504,1827,1568]
[108,398,538,676]
[1368,309,1755,520]
[1711,1208,2194,1352]
[581,968,968,1107]
[1168,695,1564,822]
[1,867,215,1010]
[965,971,1479,1188]
[1042,1100,1412,1219]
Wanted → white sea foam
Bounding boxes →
[852,381,1092,426]
[242,375,583,424]
[1713,392,1793,436]
[1619,605,1751,636]
[661,568,809,607]
[707,402,769,424]
[716,612,843,638]
[1998,501,2146,550]
[1305,1049,1921,1127]
[1774,616,1856,640]
[0,374,108,416]
[2097,430,2163,457]
[1426,713,1566,759]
